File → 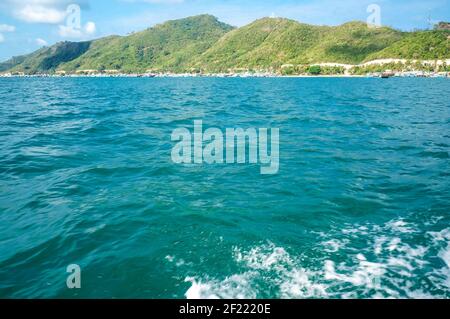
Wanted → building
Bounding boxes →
[436,22,450,31]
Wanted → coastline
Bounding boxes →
[0,73,448,78]
[2,58,450,79]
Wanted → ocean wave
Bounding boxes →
[184,217,450,299]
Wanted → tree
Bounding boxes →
[308,65,321,75]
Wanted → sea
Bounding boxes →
[0,77,449,298]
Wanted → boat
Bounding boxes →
[381,70,395,78]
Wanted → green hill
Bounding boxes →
[0,55,28,72]
[302,21,403,64]
[365,30,450,61]
[194,19,404,72]
[60,14,234,73]
[1,15,233,74]
[3,41,92,74]
[1,15,449,74]
[192,18,327,71]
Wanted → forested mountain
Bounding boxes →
[1,15,449,74]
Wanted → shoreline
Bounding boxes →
[0,73,448,79]
[2,58,450,79]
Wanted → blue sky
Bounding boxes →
[0,0,449,62]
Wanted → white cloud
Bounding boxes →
[35,37,48,46]
[1,0,89,24]
[0,24,16,32]
[84,21,96,34]
[15,4,66,23]
[15,5,66,24]
[0,23,15,43]
[122,0,185,3]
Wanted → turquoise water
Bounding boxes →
[0,77,449,299]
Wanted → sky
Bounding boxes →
[0,0,449,62]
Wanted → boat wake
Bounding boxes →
[182,216,450,299]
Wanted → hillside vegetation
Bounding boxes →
[1,15,449,74]
[6,41,91,74]
[365,30,450,61]
[61,15,234,73]
[194,19,405,72]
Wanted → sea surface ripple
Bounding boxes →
[0,77,449,298]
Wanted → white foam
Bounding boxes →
[387,238,402,251]
[322,239,346,253]
[428,228,450,243]
[374,236,388,255]
[84,223,106,234]
[324,256,385,288]
[387,257,414,272]
[386,220,415,234]
[279,268,328,298]
[185,277,218,299]
[165,255,188,267]
[436,243,450,290]
[165,255,175,262]
[234,244,293,271]
[182,218,450,299]
[184,274,256,299]
[439,244,450,268]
